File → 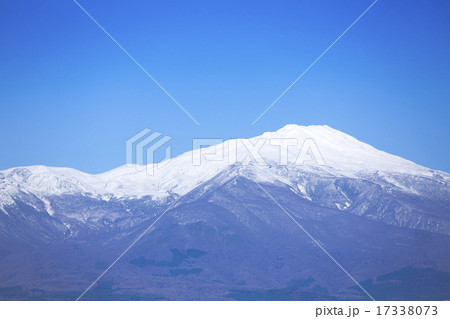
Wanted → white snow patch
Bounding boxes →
[41,197,55,216]
[297,183,312,201]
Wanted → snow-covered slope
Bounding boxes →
[1,125,450,300]
[1,124,448,204]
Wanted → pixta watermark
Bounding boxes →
[126,129,325,175]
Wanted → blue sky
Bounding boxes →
[1,0,449,173]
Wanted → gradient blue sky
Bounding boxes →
[1,0,449,173]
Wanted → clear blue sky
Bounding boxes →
[1,0,449,173]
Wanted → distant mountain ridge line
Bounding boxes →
[0,125,449,300]
[1,124,448,202]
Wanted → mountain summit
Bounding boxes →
[0,125,449,300]
[1,124,446,200]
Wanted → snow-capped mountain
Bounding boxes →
[1,125,449,232]
[0,124,449,300]
[2,125,446,196]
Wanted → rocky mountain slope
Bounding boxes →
[0,125,449,300]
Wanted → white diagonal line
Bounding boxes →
[251,0,379,126]
[71,0,200,126]
[254,180,376,301]
[75,198,179,301]
[75,174,211,301]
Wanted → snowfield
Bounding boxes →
[1,124,447,202]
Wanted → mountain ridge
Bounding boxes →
[0,125,449,300]
[1,124,448,201]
